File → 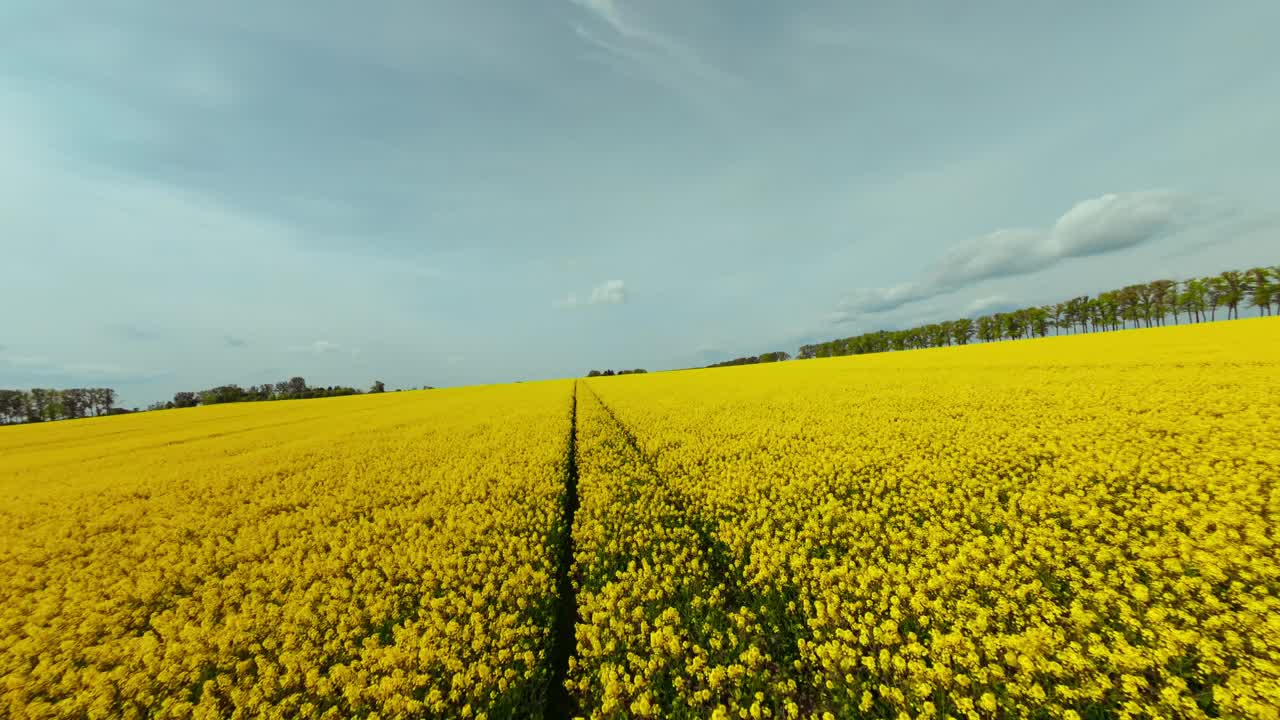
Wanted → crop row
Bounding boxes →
[581,319,1280,719]
[1,319,1276,719]
[0,383,574,720]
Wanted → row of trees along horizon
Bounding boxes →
[585,368,648,377]
[792,264,1277,360]
[0,388,118,426]
[0,378,410,426]
[3,265,1275,425]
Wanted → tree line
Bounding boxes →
[705,351,791,368]
[0,377,398,426]
[797,264,1277,359]
[0,388,119,425]
[585,369,648,377]
[148,376,371,411]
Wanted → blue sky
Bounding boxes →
[2,0,1277,408]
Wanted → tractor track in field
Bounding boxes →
[543,382,579,720]
[582,383,818,713]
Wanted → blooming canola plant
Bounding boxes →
[1,318,1277,718]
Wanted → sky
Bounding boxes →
[2,0,1277,408]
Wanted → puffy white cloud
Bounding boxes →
[837,190,1202,318]
[1048,191,1192,257]
[934,229,1055,287]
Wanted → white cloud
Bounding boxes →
[556,279,628,309]
[589,279,627,304]
[1048,191,1192,257]
[837,190,1208,318]
[289,340,341,354]
[963,295,1021,316]
[934,229,1054,287]
[837,281,930,315]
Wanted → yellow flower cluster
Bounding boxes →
[580,318,1280,719]
[2,318,1276,718]
[0,382,574,719]
[567,385,800,718]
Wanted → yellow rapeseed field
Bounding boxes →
[577,317,1280,719]
[2,318,1277,719]
[0,382,575,719]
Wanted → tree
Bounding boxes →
[1272,267,1280,315]
[61,389,86,419]
[41,391,65,422]
[173,391,199,408]
[1093,293,1119,332]
[997,312,1021,341]
[1027,308,1044,338]
[1173,285,1190,324]
[1247,267,1273,317]
[26,389,47,422]
[1149,280,1176,326]
[1182,279,1208,323]
[1205,276,1225,321]
[1272,266,1280,315]
[0,390,24,424]
[1217,270,1246,320]
[100,388,116,415]
[370,380,386,393]
[198,385,246,405]
[975,315,994,343]
[1064,296,1090,333]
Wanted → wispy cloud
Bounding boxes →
[555,279,628,309]
[572,0,629,33]
[225,336,248,348]
[836,190,1211,318]
[568,0,737,100]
